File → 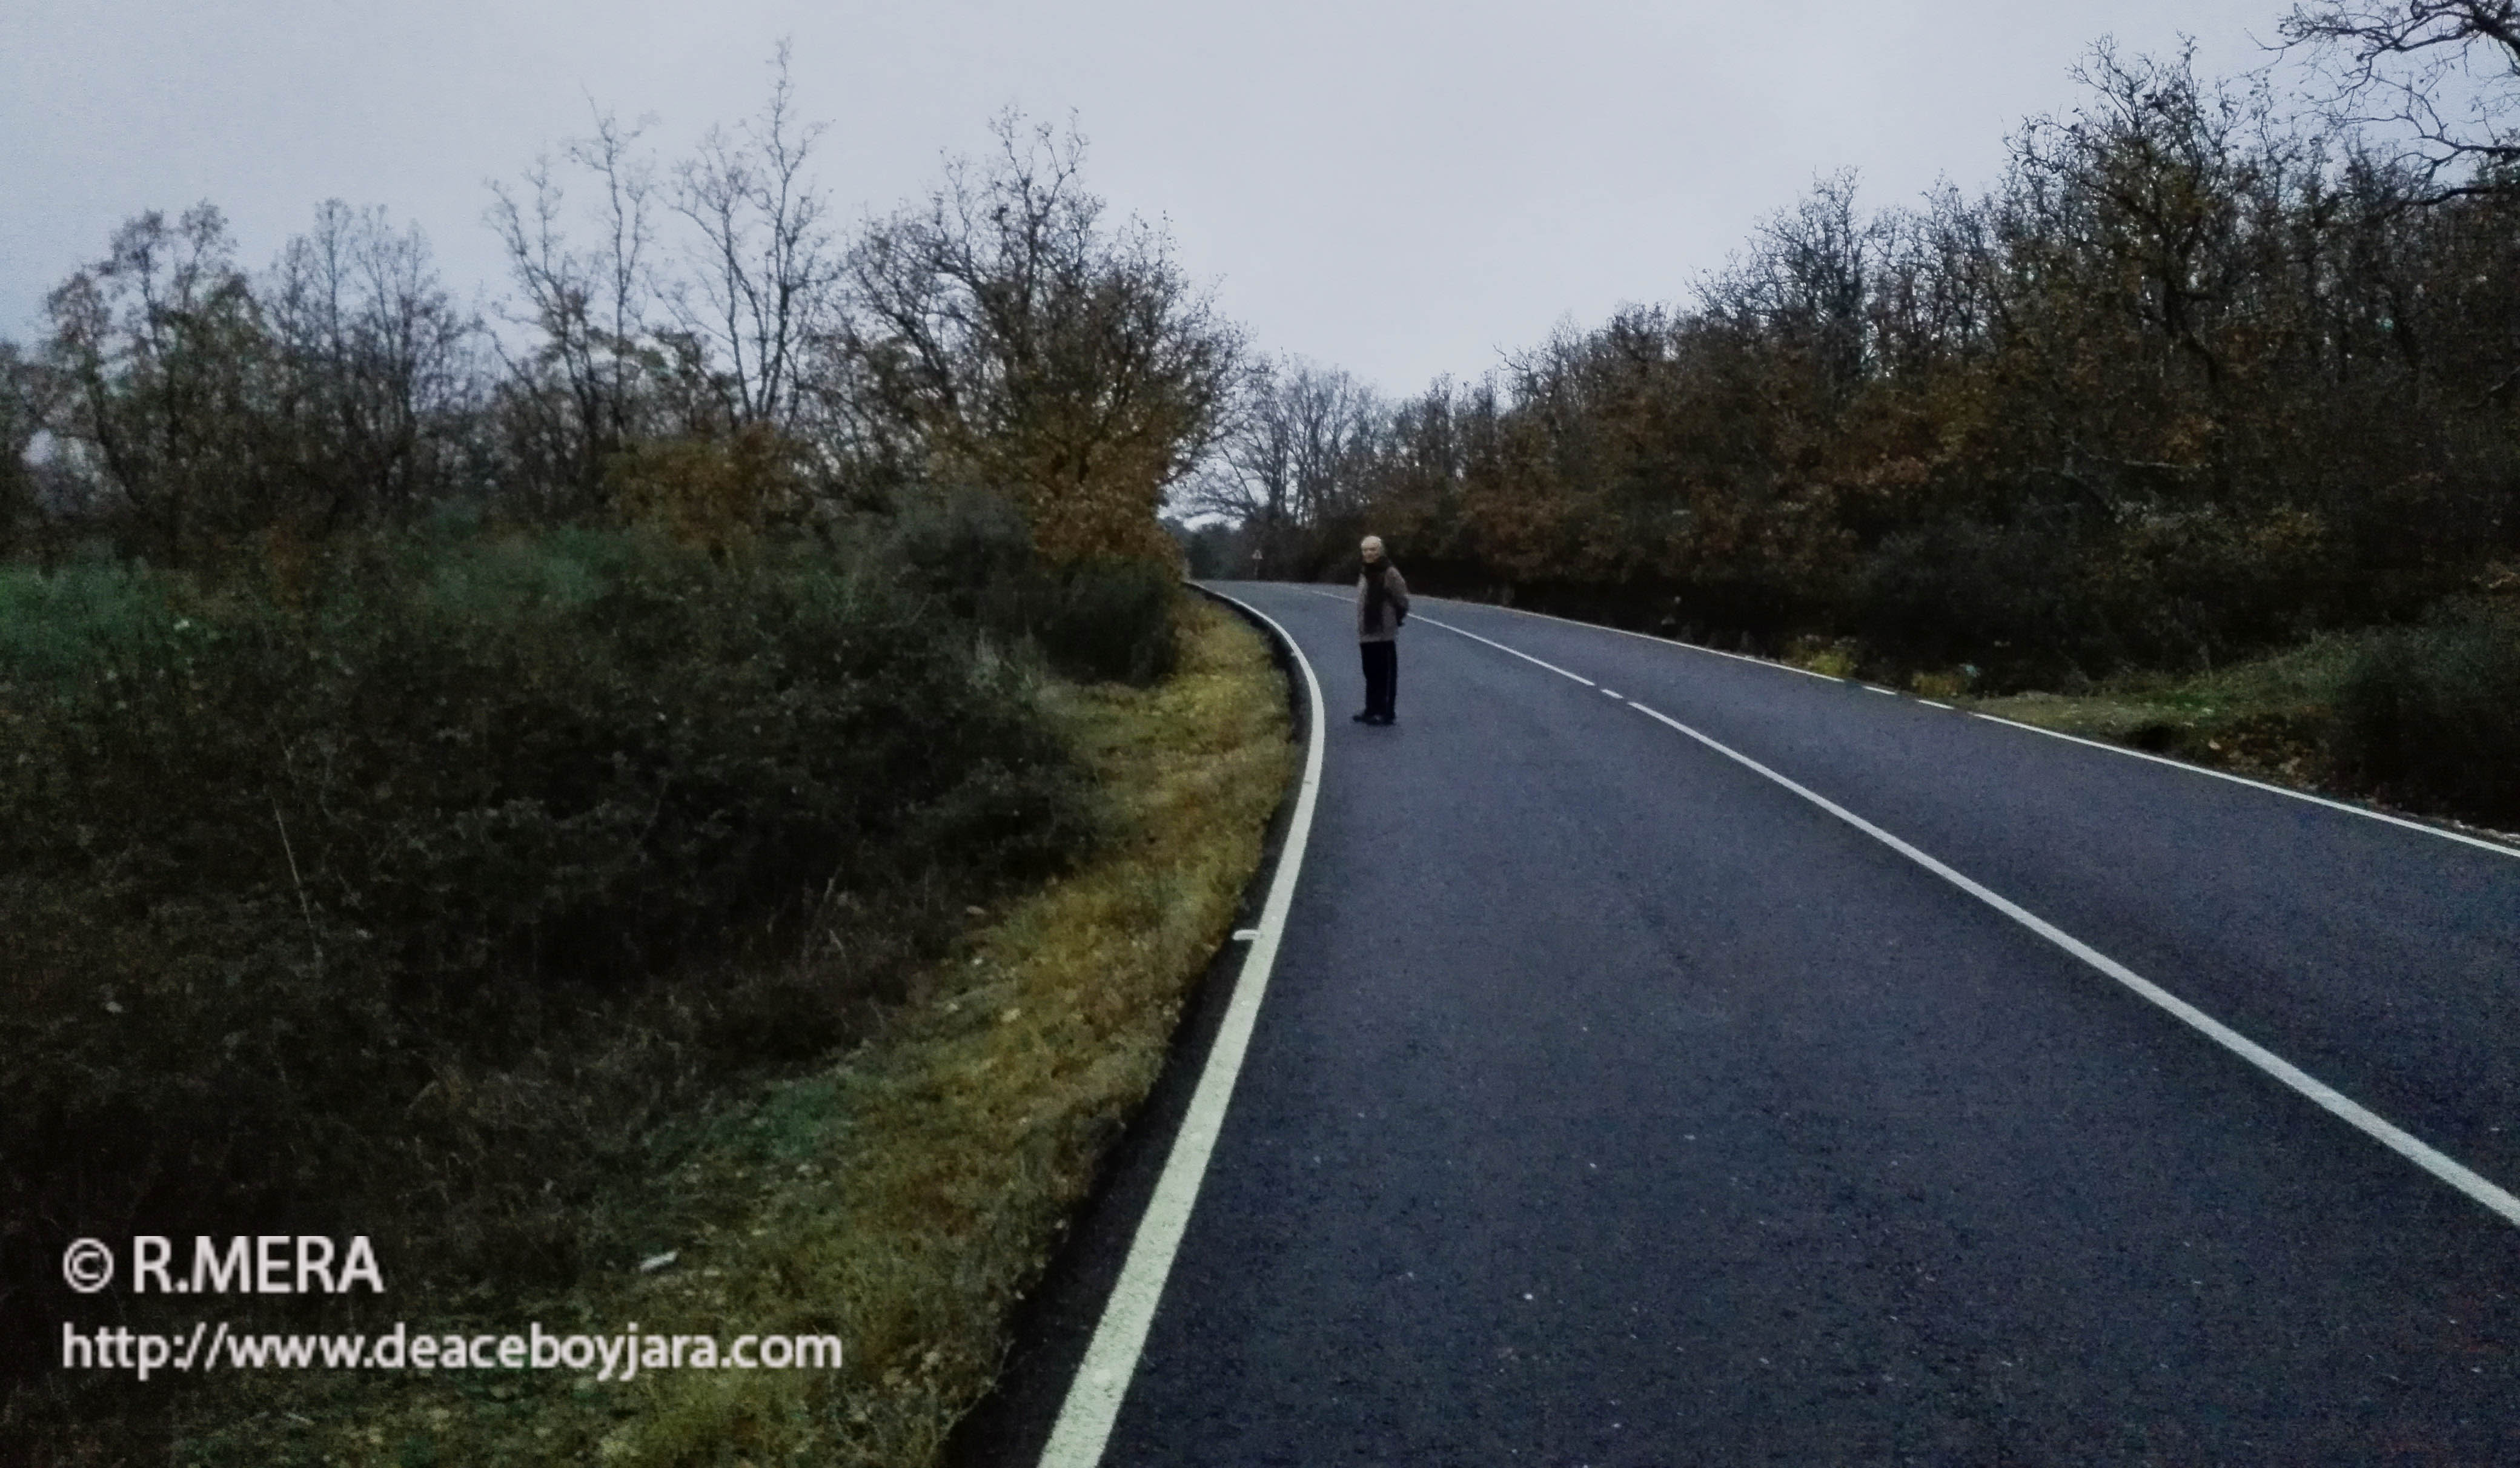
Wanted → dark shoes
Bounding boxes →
[1353,711,1395,725]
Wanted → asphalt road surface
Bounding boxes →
[987,582,2520,1467]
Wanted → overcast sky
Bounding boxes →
[3,1,2304,395]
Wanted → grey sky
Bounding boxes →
[3,1,2298,395]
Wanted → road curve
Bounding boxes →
[997,581,2520,1466]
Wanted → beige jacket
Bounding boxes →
[1355,564,1410,642]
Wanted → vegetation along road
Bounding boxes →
[985,581,2519,1466]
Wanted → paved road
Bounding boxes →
[1004,583,2520,1466]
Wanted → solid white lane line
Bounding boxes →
[1621,696,2520,1232]
[1967,713,2520,860]
[1039,591,1328,1467]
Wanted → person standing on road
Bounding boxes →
[1354,535,1409,724]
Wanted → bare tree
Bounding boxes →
[1184,357,1389,574]
[1703,170,1878,395]
[2282,1,2520,198]
[42,205,273,563]
[1180,359,1295,544]
[265,201,477,526]
[668,39,840,431]
[2004,43,2296,397]
[485,105,660,508]
[0,341,56,557]
[1277,360,1384,531]
[1868,183,2003,375]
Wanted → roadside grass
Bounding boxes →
[1961,635,2359,790]
[1722,615,2515,839]
[1778,630,2346,788]
[170,593,1293,1467]
[1780,635,1860,680]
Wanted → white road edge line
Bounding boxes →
[1864,685,1899,696]
[1618,694,2520,1232]
[1968,712,2520,859]
[1037,590,1329,1467]
[1393,587,2518,860]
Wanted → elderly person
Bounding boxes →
[1354,535,1410,724]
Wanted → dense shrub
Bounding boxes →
[896,489,1181,685]
[0,553,170,686]
[1855,520,2095,685]
[2329,603,2520,824]
[1021,557,1182,684]
[0,527,1091,1385]
[5,531,1085,982]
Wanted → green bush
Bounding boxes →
[1025,557,1182,684]
[0,557,175,688]
[1852,519,2097,685]
[895,488,1181,685]
[0,527,1091,1390]
[5,530,1086,983]
[2330,603,2520,823]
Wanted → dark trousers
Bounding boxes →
[1360,640,1398,718]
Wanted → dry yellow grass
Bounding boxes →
[170,594,1292,1467]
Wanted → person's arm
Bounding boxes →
[1391,569,1410,621]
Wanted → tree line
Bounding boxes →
[0,47,1238,576]
[1188,4,2520,687]
[4,7,2514,687]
